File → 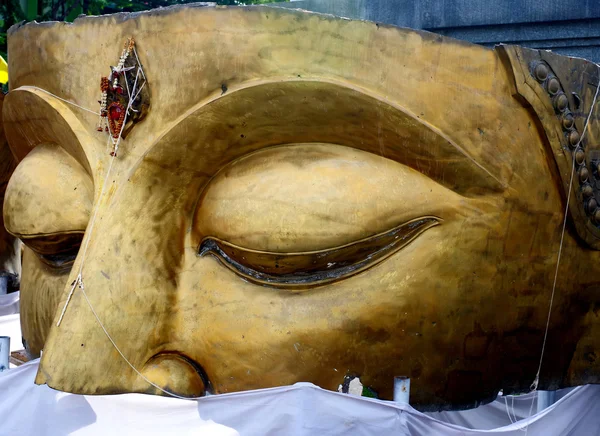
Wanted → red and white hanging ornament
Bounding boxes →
[96,37,149,157]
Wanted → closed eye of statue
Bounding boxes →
[4,144,93,270]
[199,216,440,287]
[194,143,463,289]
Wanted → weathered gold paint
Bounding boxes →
[0,93,21,288]
[3,6,600,410]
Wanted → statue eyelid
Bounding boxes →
[198,216,441,290]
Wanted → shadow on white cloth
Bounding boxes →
[426,388,577,430]
[2,359,600,435]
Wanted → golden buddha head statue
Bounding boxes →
[3,5,600,410]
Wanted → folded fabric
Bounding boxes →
[1,358,599,435]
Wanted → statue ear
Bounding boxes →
[2,87,99,178]
[498,45,600,249]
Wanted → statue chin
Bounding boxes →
[3,5,600,411]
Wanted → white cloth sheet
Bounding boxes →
[0,313,22,352]
[427,388,573,430]
[0,291,19,317]
[1,359,600,435]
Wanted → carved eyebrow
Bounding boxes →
[133,79,505,196]
[198,216,440,290]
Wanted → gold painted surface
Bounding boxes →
[2,6,600,410]
[0,93,21,287]
[19,246,69,356]
[4,143,93,237]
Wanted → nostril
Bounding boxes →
[141,353,212,398]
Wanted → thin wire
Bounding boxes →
[132,81,147,103]
[49,52,206,399]
[49,59,187,399]
[123,70,132,100]
[527,155,576,387]
[511,395,521,426]
[78,275,205,400]
[132,47,147,81]
[56,133,114,327]
[504,396,516,424]
[532,82,600,389]
[523,71,600,434]
[503,394,528,431]
[30,87,100,116]
[113,67,140,154]
[55,274,81,326]
[525,391,538,434]
[57,57,145,326]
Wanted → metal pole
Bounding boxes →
[393,376,410,404]
[0,336,9,372]
[536,390,556,413]
[0,276,7,295]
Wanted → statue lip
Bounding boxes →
[198,216,441,289]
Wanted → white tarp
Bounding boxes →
[0,312,21,354]
[1,359,600,435]
[0,313,22,369]
[427,388,573,430]
[0,292,19,317]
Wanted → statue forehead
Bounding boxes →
[5,6,526,190]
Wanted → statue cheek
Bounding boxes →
[19,247,71,357]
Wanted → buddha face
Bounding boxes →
[3,6,600,410]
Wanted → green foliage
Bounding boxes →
[0,0,288,63]
[216,0,289,4]
[0,0,26,59]
[361,386,379,398]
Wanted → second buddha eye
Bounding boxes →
[194,143,459,289]
[199,216,440,289]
